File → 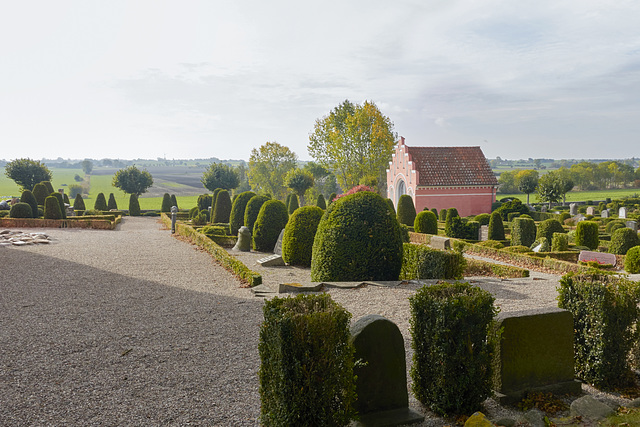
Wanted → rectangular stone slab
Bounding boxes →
[257,254,285,267]
[578,250,616,266]
[429,235,450,250]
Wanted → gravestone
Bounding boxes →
[569,203,577,215]
[273,229,285,256]
[493,307,581,405]
[626,220,638,232]
[232,226,251,251]
[527,204,536,212]
[573,214,585,223]
[257,254,285,267]
[429,235,450,250]
[586,207,595,216]
[578,250,616,266]
[350,315,424,426]
[619,206,627,219]
[541,205,547,213]
[601,209,609,218]
[479,225,489,241]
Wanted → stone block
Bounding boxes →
[429,235,450,250]
[578,250,616,266]
[257,254,285,267]
[570,396,614,420]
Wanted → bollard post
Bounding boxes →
[171,206,178,234]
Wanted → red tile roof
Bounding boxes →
[407,146,498,187]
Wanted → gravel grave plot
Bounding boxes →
[1,218,635,426]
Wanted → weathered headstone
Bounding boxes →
[350,315,424,426]
[578,250,616,266]
[601,209,609,218]
[429,235,450,250]
[257,254,285,267]
[493,307,581,405]
[619,206,627,219]
[273,229,285,256]
[569,203,577,215]
[527,204,536,212]
[586,206,595,216]
[541,205,547,213]
[572,214,585,223]
[479,225,489,241]
[232,226,251,251]
[626,220,638,232]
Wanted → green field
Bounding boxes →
[500,188,640,204]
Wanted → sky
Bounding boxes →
[1,0,640,162]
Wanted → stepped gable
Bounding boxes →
[407,146,498,187]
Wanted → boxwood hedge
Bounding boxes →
[229,191,256,235]
[282,206,324,267]
[252,199,288,252]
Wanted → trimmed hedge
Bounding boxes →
[282,206,324,267]
[625,246,640,273]
[488,212,505,241]
[43,196,62,219]
[400,243,465,280]
[385,198,395,214]
[414,210,438,234]
[9,202,32,219]
[129,194,141,216]
[170,194,178,209]
[511,217,536,247]
[558,273,640,387]
[609,228,639,255]
[51,192,66,219]
[575,221,599,250]
[229,191,256,236]
[464,259,529,278]
[212,189,232,223]
[551,233,569,252]
[94,193,108,211]
[253,200,289,252]
[537,219,565,243]
[244,195,270,235]
[212,188,222,210]
[20,190,38,218]
[73,193,86,211]
[259,294,356,426]
[287,194,299,214]
[197,194,213,211]
[107,193,118,210]
[397,194,416,226]
[161,193,172,212]
[439,208,448,221]
[311,191,403,282]
[410,282,497,415]
[474,213,491,226]
[444,209,465,238]
[316,194,326,210]
[32,183,49,205]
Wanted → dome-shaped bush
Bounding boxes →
[328,192,337,205]
[43,196,62,219]
[63,193,70,205]
[197,194,212,211]
[575,221,599,250]
[311,191,403,282]
[282,206,324,267]
[474,213,491,226]
[161,193,172,212]
[244,195,270,234]
[129,194,141,216]
[9,202,32,218]
[20,190,38,218]
[316,194,326,210]
[252,200,289,252]
[439,208,448,221]
[551,232,569,252]
[94,193,107,211]
[609,227,640,255]
[625,246,640,273]
[107,193,118,210]
[605,220,626,234]
[431,208,438,218]
[51,192,67,219]
[32,183,49,205]
[488,211,505,241]
[170,194,178,210]
[229,191,256,235]
[73,193,86,211]
[558,212,571,223]
[288,194,299,214]
[536,219,565,243]
[414,210,438,234]
[212,189,232,223]
[397,194,416,226]
[444,208,463,238]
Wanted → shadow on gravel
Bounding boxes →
[0,250,263,426]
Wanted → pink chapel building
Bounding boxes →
[387,137,499,217]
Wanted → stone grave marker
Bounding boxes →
[232,226,251,252]
[626,220,638,232]
[619,206,627,219]
[273,229,285,256]
[541,205,547,213]
[479,225,489,241]
[429,235,450,250]
[569,203,577,215]
[350,315,424,426]
[586,206,595,216]
[257,254,285,267]
[601,209,609,218]
[578,250,616,266]
[572,214,585,223]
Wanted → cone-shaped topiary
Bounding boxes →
[212,189,232,223]
[311,191,403,282]
[536,219,565,243]
[107,193,118,210]
[285,193,293,211]
[32,183,49,205]
[431,208,438,218]
[94,193,107,211]
[609,228,640,255]
[397,194,416,226]
[575,221,599,250]
[197,194,212,211]
[20,190,38,218]
[212,188,222,210]
[444,208,462,237]
[282,206,324,267]
[161,193,172,212]
[439,208,448,221]
[288,194,299,214]
[41,181,54,195]
[63,193,70,205]
[244,195,270,234]
[488,211,505,240]
[229,191,256,235]
[252,199,289,251]
[51,192,66,219]
[414,210,438,234]
[73,193,86,211]
[511,217,537,247]
[316,194,326,210]
[386,198,395,214]
[129,194,141,216]
[44,195,62,219]
[9,202,32,218]
[170,194,178,209]
[625,246,640,273]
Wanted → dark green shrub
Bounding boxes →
[503,245,532,253]
[253,200,289,252]
[161,193,172,212]
[410,282,497,415]
[41,181,54,194]
[170,194,178,209]
[397,194,416,226]
[414,210,438,234]
[212,189,232,223]
[609,228,640,255]
[328,192,337,205]
[385,198,395,214]
[285,193,293,211]
[288,194,299,214]
[32,183,49,205]
[20,190,38,218]
[465,220,481,240]
[192,211,207,226]
[43,196,62,219]
[398,223,410,243]
[551,232,569,252]
[477,240,504,249]
[537,219,565,243]
[496,199,529,221]
[197,194,213,211]
[129,194,141,216]
[94,193,108,211]
[73,193,86,211]
[188,206,199,218]
[51,192,66,219]
[558,273,640,387]
[507,212,520,222]
[474,213,491,226]
[558,212,571,223]
[575,221,599,250]
[282,206,324,267]
[9,202,32,218]
[605,219,626,234]
[200,225,230,237]
[488,212,505,241]
[244,195,270,234]
[532,236,550,252]
[439,208,448,221]
[316,194,326,210]
[431,208,438,218]
[511,217,536,247]
[259,294,356,426]
[311,191,403,282]
[63,193,70,205]
[400,243,465,280]
[229,191,256,235]
[107,193,118,210]
[625,246,640,273]
[212,188,222,209]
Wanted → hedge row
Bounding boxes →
[0,217,117,229]
[400,243,465,280]
[464,259,530,278]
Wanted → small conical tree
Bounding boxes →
[41,181,55,195]
[107,193,118,210]
[51,192,66,219]
[94,193,108,211]
[212,188,222,210]
[397,194,416,226]
[288,194,299,214]
[44,195,62,219]
[328,193,337,205]
[129,194,141,216]
[20,190,39,218]
[386,198,396,214]
[170,194,178,210]
[285,193,293,210]
[316,194,326,210]
[212,189,232,223]
[161,193,172,212]
[74,193,86,212]
[63,193,70,205]
[488,211,505,240]
[430,208,438,218]
[32,183,49,206]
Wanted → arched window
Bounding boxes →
[396,179,406,207]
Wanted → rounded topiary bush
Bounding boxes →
[94,193,107,211]
[431,208,438,218]
[51,192,66,219]
[170,194,178,210]
[188,206,199,218]
[107,193,118,210]
[9,202,32,218]
[439,208,448,221]
[197,194,213,211]
[316,194,326,210]
[444,208,465,238]
[244,195,270,234]
[488,211,505,241]
[41,181,54,195]
[536,219,565,243]
[311,191,403,282]
[252,200,289,252]
[414,210,438,234]
[575,220,599,250]
[129,194,141,216]
[161,193,172,212]
[20,190,38,218]
[43,196,62,219]
[605,220,626,234]
[397,194,416,226]
[625,246,640,273]
[609,228,640,255]
[386,198,395,214]
[282,206,324,267]
[32,183,49,205]
[288,194,299,214]
[474,213,491,226]
[511,217,537,247]
[229,191,256,235]
[328,192,337,206]
[551,232,569,252]
[212,189,232,223]
[73,193,86,212]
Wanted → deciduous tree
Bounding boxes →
[536,172,563,208]
[515,169,539,204]
[248,142,297,200]
[285,168,314,206]
[112,165,153,196]
[201,162,239,192]
[4,158,52,191]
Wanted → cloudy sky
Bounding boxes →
[1,0,639,162]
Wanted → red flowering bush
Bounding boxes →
[333,185,375,201]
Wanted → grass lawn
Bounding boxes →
[499,188,640,204]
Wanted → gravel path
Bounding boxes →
[1,219,634,426]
